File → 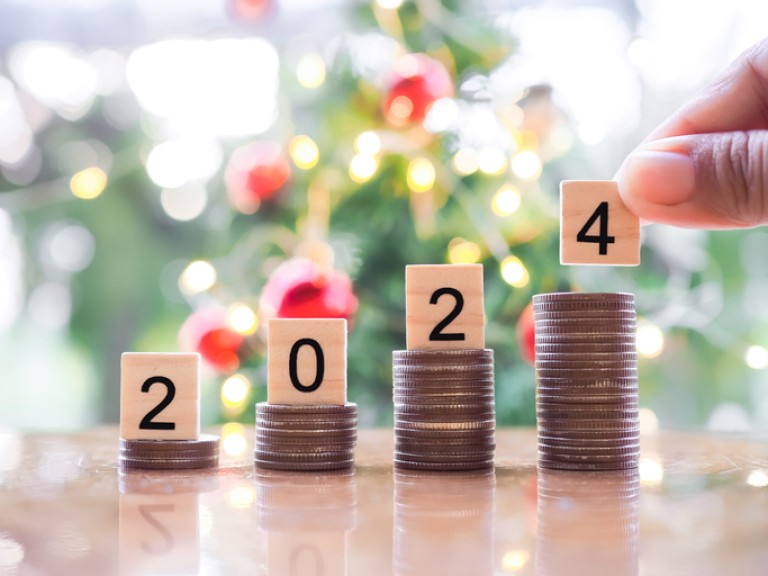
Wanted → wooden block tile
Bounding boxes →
[120,353,200,441]
[119,492,200,575]
[560,180,640,266]
[405,264,485,350]
[267,531,346,576]
[267,319,347,405]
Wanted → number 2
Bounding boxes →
[576,201,615,255]
[429,287,466,341]
[139,376,176,430]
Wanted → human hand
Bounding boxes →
[616,38,768,228]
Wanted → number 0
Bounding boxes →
[289,338,325,393]
[576,201,616,255]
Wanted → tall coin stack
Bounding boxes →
[254,403,358,472]
[392,349,496,471]
[532,292,640,471]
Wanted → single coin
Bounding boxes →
[538,430,640,442]
[393,393,495,404]
[392,367,495,379]
[119,434,220,452]
[539,419,639,431]
[536,375,638,385]
[255,458,354,472]
[119,448,219,460]
[536,366,638,377]
[395,440,496,453]
[538,442,640,454]
[537,437,639,449]
[537,399,639,410]
[394,418,496,431]
[533,292,634,303]
[393,349,493,363]
[255,440,357,453]
[394,412,496,425]
[394,451,495,464]
[256,417,357,428]
[395,427,495,441]
[534,326,636,338]
[255,427,356,438]
[537,409,638,422]
[533,317,637,328]
[393,381,495,392]
[535,359,637,371]
[119,456,218,470]
[394,458,494,471]
[535,333,636,344]
[395,402,495,413]
[535,343,637,354]
[256,402,357,414]
[535,351,638,361]
[254,450,354,463]
[533,309,637,319]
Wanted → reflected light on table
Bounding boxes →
[394,469,496,576]
[256,469,357,576]
[536,468,640,576]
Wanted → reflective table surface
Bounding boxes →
[0,427,767,575]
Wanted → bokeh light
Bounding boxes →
[451,148,479,176]
[221,374,251,412]
[747,470,768,488]
[745,345,768,369]
[354,131,382,156]
[349,154,378,183]
[477,147,508,175]
[179,260,217,295]
[510,150,542,180]
[500,256,529,288]
[296,52,326,89]
[70,167,107,200]
[448,238,482,264]
[226,303,258,335]
[289,135,319,170]
[502,550,530,571]
[406,157,436,193]
[492,184,521,216]
[636,322,664,358]
[221,422,248,457]
[160,184,208,221]
[639,457,664,485]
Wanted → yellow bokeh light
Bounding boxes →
[502,550,530,572]
[477,147,508,175]
[70,167,107,199]
[636,322,664,358]
[376,0,403,8]
[747,470,768,488]
[289,135,319,170]
[511,150,542,181]
[221,374,251,410]
[407,157,436,193]
[745,345,768,369]
[296,52,326,89]
[639,456,664,485]
[179,260,217,295]
[451,148,479,176]
[221,422,248,457]
[500,256,529,288]
[226,303,258,335]
[354,131,382,156]
[492,185,521,216]
[448,238,481,264]
[349,153,378,183]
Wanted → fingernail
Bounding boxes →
[617,141,695,206]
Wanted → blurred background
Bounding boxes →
[0,0,767,433]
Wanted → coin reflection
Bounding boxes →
[118,470,217,576]
[536,468,640,576]
[255,469,357,576]
[394,469,496,576]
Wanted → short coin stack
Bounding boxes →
[392,349,496,471]
[533,292,639,471]
[118,434,219,470]
[254,402,357,472]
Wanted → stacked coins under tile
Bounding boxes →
[119,434,219,470]
[392,349,496,471]
[254,402,357,471]
[533,292,639,471]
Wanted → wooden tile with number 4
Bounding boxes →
[267,318,347,405]
[560,180,640,266]
[405,264,485,350]
[120,352,201,441]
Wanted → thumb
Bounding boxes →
[616,132,768,228]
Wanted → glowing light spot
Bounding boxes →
[407,157,435,193]
[221,374,251,411]
[502,549,530,572]
[639,457,664,485]
[747,470,768,488]
[179,260,216,295]
[639,407,659,435]
[511,150,541,181]
[0,535,24,568]
[221,422,248,457]
[354,131,381,156]
[227,485,256,509]
[492,185,521,216]
[388,95,413,122]
[376,0,403,8]
[145,138,222,189]
[477,147,508,175]
[296,52,326,89]
[289,135,319,170]
[500,256,529,288]
[745,345,768,369]
[349,154,378,183]
[70,167,107,199]
[160,184,207,222]
[451,148,478,176]
[636,322,664,358]
[448,238,481,264]
[226,303,258,335]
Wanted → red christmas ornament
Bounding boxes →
[516,302,536,365]
[260,258,358,322]
[383,53,453,126]
[224,141,290,214]
[179,309,244,373]
[229,0,273,22]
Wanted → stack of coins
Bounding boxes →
[533,292,639,471]
[392,349,495,471]
[254,402,357,471]
[118,434,219,470]
[537,469,640,576]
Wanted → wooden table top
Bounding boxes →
[0,427,766,575]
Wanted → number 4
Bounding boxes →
[576,201,615,255]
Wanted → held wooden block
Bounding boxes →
[267,531,346,576]
[119,492,200,575]
[405,264,485,350]
[267,318,347,405]
[560,180,640,266]
[120,353,200,441]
